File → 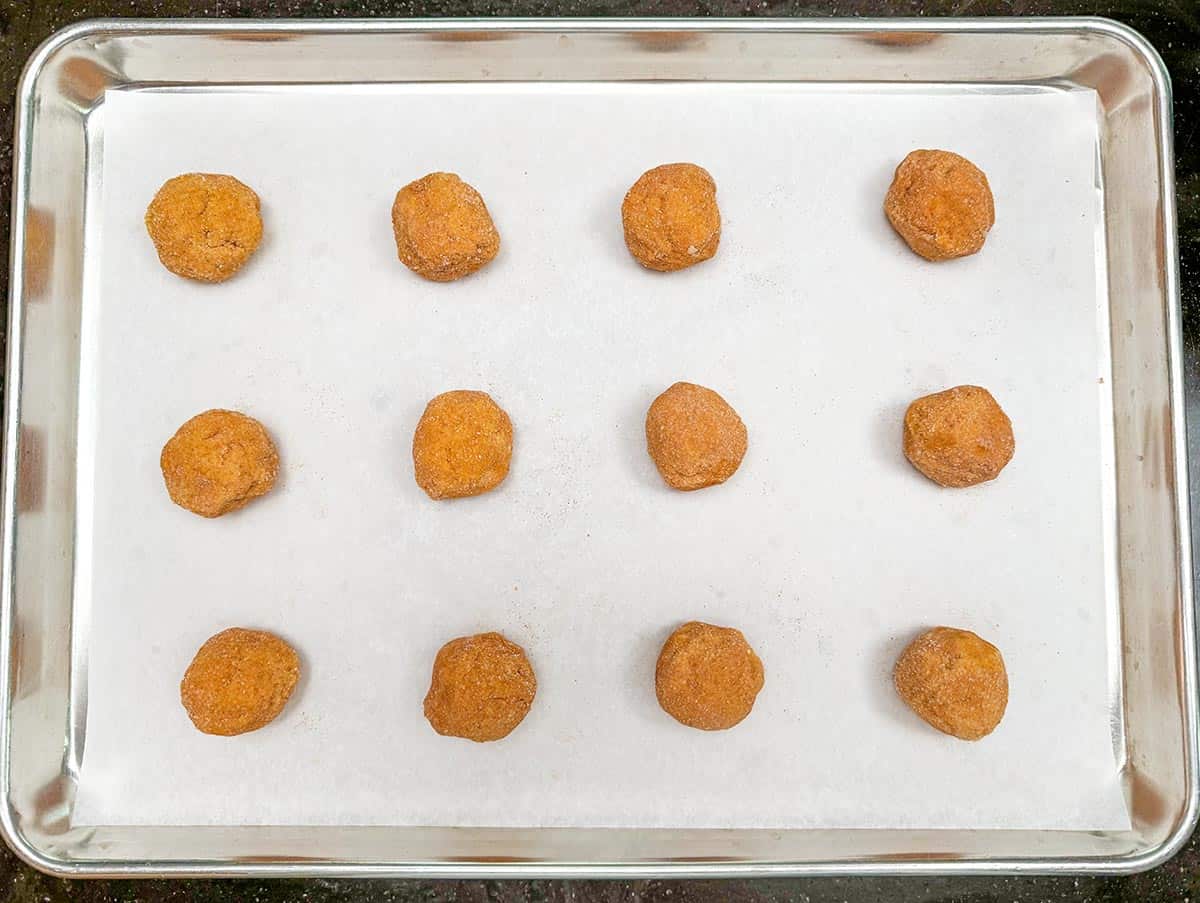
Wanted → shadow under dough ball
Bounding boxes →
[423,631,537,742]
[160,409,280,518]
[903,385,1014,488]
[391,172,500,282]
[655,621,764,731]
[622,162,721,272]
[145,173,263,282]
[180,627,301,736]
[884,149,994,261]
[646,381,747,491]
[893,626,1008,741]
[412,390,513,500]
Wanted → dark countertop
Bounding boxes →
[2,2,1199,902]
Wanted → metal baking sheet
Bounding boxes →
[2,19,1193,877]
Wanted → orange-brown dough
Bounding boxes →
[622,163,720,272]
[391,172,500,282]
[893,626,1008,741]
[160,409,279,517]
[180,628,300,736]
[656,621,764,731]
[145,173,263,282]
[646,382,747,491]
[903,385,1014,488]
[884,150,994,261]
[423,631,537,742]
[412,390,513,499]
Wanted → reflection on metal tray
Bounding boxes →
[1,17,1193,878]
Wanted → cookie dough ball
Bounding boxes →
[180,628,300,736]
[145,173,263,282]
[160,409,280,517]
[646,382,747,491]
[884,150,994,261]
[391,172,500,282]
[893,626,1008,740]
[423,632,537,742]
[622,163,720,272]
[412,390,513,499]
[656,621,764,731]
[903,385,1014,488]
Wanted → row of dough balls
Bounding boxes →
[159,382,1015,517]
[144,149,995,283]
[181,621,1008,742]
[160,382,1015,517]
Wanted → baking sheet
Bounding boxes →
[74,84,1126,830]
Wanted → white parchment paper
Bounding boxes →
[74,85,1127,829]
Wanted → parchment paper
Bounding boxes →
[74,85,1127,829]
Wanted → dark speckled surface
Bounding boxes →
[2,1,1200,901]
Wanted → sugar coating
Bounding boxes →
[412,390,513,500]
[423,632,537,742]
[622,163,721,272]
[893,626,1008,741]
[645,382,747,491]
[160,409,279,518]
[391,172,500,282]
[180,628,300,736]
[903,385,1014,488]
[884,150,994,261]
[655,621,764,731]
[145,173,263,282]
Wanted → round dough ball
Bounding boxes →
[893,626,1008,740]
[622,163,720,272]
[884,149,994,261]
[656,621,764,731]
[903,385,1014,488]
[145,173,263,282]
[646,382,747,491]
[391,172,500,282]
[412,390,513,500]
[423,631,537,742]
[160,409,280,517]
[180,628,300,736]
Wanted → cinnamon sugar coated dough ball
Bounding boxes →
[391,172,500,282]
[893,627,1008,741]
[622,163,721,272]
[412,390,513,500]
[180,628,300,736]
[145,173,263,282]
[656,621,764,731]
[903,385,1014,488]
[884,150,994,261]
[646,382,747,491]
[423,632,537,742]
[160,409,279,517]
